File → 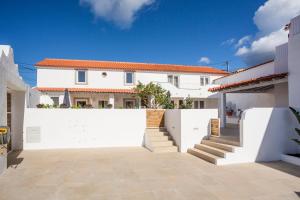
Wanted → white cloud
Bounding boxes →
[221,38,236,46]
[235,35,251,48]
[80,0,155,29]
[236,0,300,65]
[198,57,211,64]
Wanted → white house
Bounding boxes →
[35,59,229,109]
[0,45,39,174]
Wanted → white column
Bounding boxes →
[219,93,226,128]
[108,93,115,108]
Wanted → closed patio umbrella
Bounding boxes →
[63,88,70,108]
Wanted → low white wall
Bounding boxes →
[23,109,146,149]
[165,109,218,152]
[180,109,218,152]
[165,110,181,148]
[241,108,298,162]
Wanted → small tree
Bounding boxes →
[179,96,193,109]
[134,82,174,109]
[290,107,300,145]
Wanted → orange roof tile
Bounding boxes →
[36,87,136,94]
[35,58,229,75]
[208,73,288,92]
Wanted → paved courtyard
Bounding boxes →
[0,148,299,200]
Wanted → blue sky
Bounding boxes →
[1,0,299,86]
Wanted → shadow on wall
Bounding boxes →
[241,107,298,162]
[7,151,23,169]
[12,91,26,151]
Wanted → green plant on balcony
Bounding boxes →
[289,107,300,145]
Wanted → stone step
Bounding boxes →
[146,132,167,137]
[194,144,228,158]
[202,140,236,152]
[152,146,178,153]
[187,148,221,164]
[146,127,167,131]
[209,136,240,146]
[146,129,168,134]
[148,135,170,142]
[151,141,173,147]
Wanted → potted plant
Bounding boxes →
[0,127,10,173]
[281,107,300,166]
[226,106,234,116]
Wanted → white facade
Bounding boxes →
[36,62,226,108]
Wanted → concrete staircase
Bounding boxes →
[188,136,242,165]
[145,128,178,153]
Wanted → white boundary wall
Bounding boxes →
[165,109,218,152]
[240,108,299,162]
[23,109,146,149]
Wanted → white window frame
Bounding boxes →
[200,76,210,86]
[124,72,135,85]
[98,100,108,108]
[124,98,136,109]
[75,70,88,84]
[194,100,205,109]
[167,74,180,87]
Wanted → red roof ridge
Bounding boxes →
[35,58,230,75]
[38,58,217,69]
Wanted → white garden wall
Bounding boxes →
[165,109,218,152]
[240,108,298,162]
[23,109,146,149]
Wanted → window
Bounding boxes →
[179,100,184,107]
[174,76,179,87]
[124,99,136,109]
[98,100,108,108]
[200,101,205,109]
[125,72,134,85]
[194,101,199,109]
[167,75,179,87]
[194,100,205,109]
[74,98,88,107]
[168,75,173,84]
[51,97,59,106]
[76,70,87,84]
[200,77,210,86]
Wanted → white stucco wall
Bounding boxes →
[226,93,276,112]
[165,109,218,152]
[240,108,298,162]
[288,15,300,108]
[23,109,146,149]
[164,110,181,148]
[214,61,275,85]
[0,45,28,174]
[37,67,224,99]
